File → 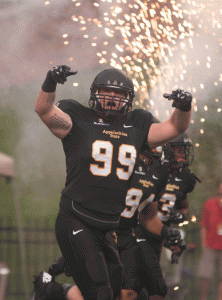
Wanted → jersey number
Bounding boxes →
[90,141,137,180]
[158,193,176,221]
[121,189,155,218]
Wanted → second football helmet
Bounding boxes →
[163,132,194,167]
[89,68,135,116]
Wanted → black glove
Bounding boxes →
[48,256,71,277]
[42,65,78,93]
[169,207,186,224]
[161,225,181,247]
[170,239,187,264]
[163,89,192,112]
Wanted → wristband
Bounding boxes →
[42,71,57,93]
[177,101,192,112]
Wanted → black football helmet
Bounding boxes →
[89,68,135,116]
[163,132,194,168]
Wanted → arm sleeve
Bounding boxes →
[56,99,83,135]
[181,168,197,193]
[132,109,156,151]
[176,197,188,210]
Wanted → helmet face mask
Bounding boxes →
[89,68,134,116]
[164,134,194,168]
[140,145,162,167]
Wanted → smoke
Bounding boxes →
[0,0,107,88]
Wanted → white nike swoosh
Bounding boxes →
[152,175,158,180]
[175,178,183,182]
[123,124,133,128]
[136,239,147,242]
[73,229,83,235]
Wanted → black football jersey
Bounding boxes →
[119,159,168,229]
[157,168,192,226]
[56,99,155,226]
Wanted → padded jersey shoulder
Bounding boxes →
[56,99,94,121]
[127,108,155,125]
[56,99,84,111]
[126,109,156,148]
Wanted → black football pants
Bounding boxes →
[55,212,123,300]
[136,227,168,297]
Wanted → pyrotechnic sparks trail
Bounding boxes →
[52,0,222,139]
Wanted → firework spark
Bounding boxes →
[62,0,222,136]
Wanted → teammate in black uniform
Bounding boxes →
[33,65,192,300]
[135,133,198,300]
[116,146,168,300]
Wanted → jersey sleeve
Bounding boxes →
[175,197,188,210]
[56,99,81,121]
[128,109,156,149]
[56,99,88,138]
[180,168,197,193]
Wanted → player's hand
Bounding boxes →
[169,239,187,264]
[169,208,186,224]
[163,89,192,112]
[161,226,181,247]
[48,256,71,277]
[50,65,78,84]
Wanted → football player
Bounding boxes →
[34,65,192,300]
[134,132,199,300]
[32,147,181,300]
[117,146,168,300]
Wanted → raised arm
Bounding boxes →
[34,65,78,139]
[148,89,192,148]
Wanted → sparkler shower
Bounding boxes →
[49,0,222,139]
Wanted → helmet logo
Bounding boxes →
[106,80,124,86]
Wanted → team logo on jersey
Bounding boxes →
[94,119,110,126]
[103,129,127,139]
[134,169,145,175]
[166,184,179,191]
[139,179,154,188]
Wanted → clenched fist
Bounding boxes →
[163,89,192,112]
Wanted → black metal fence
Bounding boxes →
[0,217,62,300]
